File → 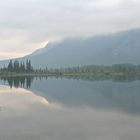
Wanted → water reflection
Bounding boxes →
[0,86,49,111]
[0,85,140,140]
[1,76,140,89]
[31,78,140,115]
[0,77,140,115]
[1,76,34,88]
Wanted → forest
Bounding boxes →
[0,60,140,77]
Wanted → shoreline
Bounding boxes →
[0,72,140,78]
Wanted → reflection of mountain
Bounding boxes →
[0,86,49,111]
[30,78,140,114]
[0,77,140,114]
[1,29,140,68]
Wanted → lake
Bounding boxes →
[0,77,140,140]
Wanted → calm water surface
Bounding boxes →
[0,78,140,140]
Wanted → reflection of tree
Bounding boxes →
[0,75,140,89]
[1,76,34,89]
[8,78,13,88]
[26,77,33,88]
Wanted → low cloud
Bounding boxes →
[0,0,140,59]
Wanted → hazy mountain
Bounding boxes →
[1,29,140,68]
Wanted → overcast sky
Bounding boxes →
[0,0,140,59]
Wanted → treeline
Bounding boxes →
[60,64,140,74]
[1,60,140,75]
[0,60,33,73]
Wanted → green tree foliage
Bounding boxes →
[13,61,20,72]
[26,60,33,72]
[20,62,26,72]
[112,64,138,73]
[2,60,33,73]
[7,60,13,72]
[1,60,140,76]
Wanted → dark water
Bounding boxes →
[0,77,140,140]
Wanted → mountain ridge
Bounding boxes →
[0,28,140,68]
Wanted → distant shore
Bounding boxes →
[0,71,140,78]
[1,60,140,78]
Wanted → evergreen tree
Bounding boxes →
[13,60,19,72]
[8,60,13,72]
[20,62,25,72]
[26,60,33,72]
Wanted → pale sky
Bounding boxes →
[0,0,140,60]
